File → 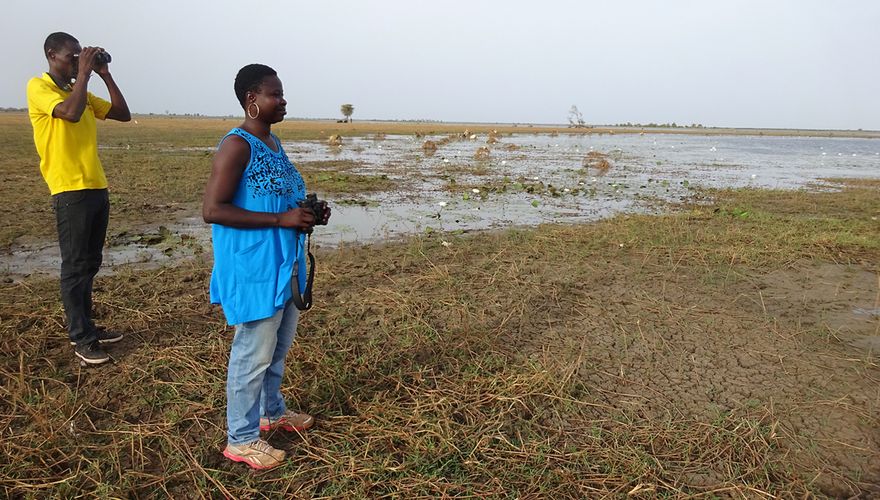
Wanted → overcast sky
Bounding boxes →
[3,1,878,129]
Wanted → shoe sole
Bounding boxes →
[69,335,124,346]
[74,351,110,364]
[222,449,281,470]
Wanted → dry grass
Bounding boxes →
[1,179,879,497]
[2,112,879,497]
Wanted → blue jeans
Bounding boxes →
[226,299,300,445]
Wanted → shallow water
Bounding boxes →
[3,132,878,276]
[298,132,879,244]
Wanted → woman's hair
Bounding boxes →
[234,64,277,107]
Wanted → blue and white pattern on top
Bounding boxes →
[209,128,308,325]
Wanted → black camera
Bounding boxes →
[297,194,329,226]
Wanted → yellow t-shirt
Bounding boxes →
[27,73,113,195]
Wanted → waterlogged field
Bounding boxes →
[1,113,879,497]
[3,113,878,275]
[291,131,880,244]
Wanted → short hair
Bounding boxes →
[44,32,78,58]
[234,64,277,107]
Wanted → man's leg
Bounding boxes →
[84,190,109,333]
[54,189,106,347]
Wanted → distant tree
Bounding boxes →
[341,104,354,123]
[568,105,586,128]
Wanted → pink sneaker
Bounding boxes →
[222,439,285,470]
[260,411,314,432]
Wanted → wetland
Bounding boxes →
[1,113,878,497]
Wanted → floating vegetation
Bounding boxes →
[487,129,501,144]
[583,150,612,175]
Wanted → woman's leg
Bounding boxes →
[260,300,300,420]
[226,309,283,445]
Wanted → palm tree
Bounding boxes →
[340,104,354,123]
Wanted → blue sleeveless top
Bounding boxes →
[209,128,308,325]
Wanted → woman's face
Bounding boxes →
[248,75,287,124]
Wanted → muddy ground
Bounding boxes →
[1,184,879,498]
[0,113,878,497]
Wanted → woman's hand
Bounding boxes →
[278,207,315,230]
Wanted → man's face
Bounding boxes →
[49,40,82,82]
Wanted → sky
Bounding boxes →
[3,1,879,130]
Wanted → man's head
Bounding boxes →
[44,32,81,83]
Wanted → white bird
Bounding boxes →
[437,201,447,207]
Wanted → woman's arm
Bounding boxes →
[202,135,315,229]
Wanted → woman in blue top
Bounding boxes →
[203,64,329,470]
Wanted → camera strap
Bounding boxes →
[291,233,316,311]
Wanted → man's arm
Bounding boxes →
[96,66,130,122]
[51,47,99,123]
[99,72,130,122]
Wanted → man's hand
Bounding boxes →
[76,47,100,80]
[93,48,111,76]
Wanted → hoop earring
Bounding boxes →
[247,102,260,119]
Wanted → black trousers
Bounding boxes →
[52,189,109,345]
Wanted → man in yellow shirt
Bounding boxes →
[27,32,131,365]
